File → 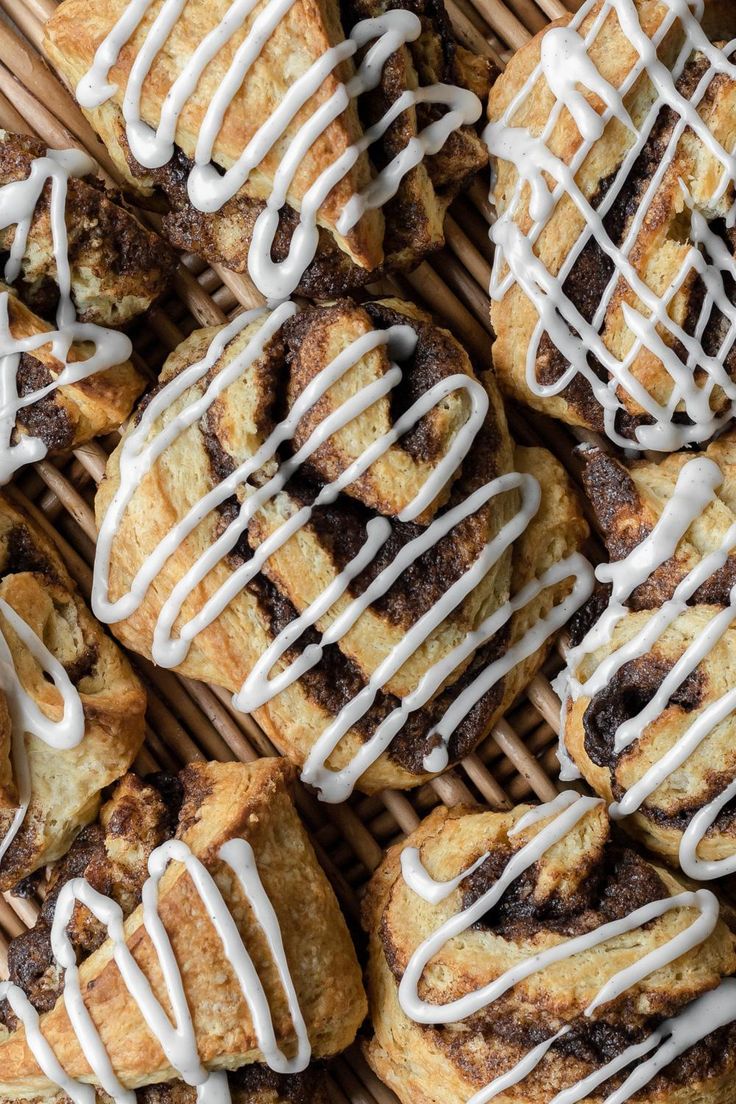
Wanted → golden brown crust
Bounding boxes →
[4,285,146,460]
[94,298,586,793]
[0,1066,331,1104]
[43,0,491,292]
[363,800,736,1104]
[0,493,146,889]
[0,130,173,464]
[0,759,367,1097]
[487,1,736,441]
[43,0,383,270]
[563,431,736,868]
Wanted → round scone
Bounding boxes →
[363,795,736,1104]
[486,0,736,450]
[93,297,589,798]
[561,434,736,878]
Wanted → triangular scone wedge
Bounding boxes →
[0,759,367,1098]
[43,0,384,271]
[0,493,146,889]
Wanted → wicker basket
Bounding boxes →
[0,2,591,1100]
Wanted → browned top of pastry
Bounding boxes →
[0,759,367,1095]
[43,0,491,292]
[0,493,146,889]
[487,0,736,445]
[44,0,385,270]
[94,296,587,794]
[363,799,736,1104]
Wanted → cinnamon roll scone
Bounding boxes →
[0,758,367,1101]
[92,297,591,799]
[0,130,175,482]
[363,794,736,1104]
[560,431,736,879]
[43,0,492,300]
[0,492,146,889]
[487,0,736,451]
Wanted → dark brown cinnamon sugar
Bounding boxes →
[364,800,736,1104]
[95,296,588,795]
[563,431,736,872]
[0,493,146,888]
[44,0,492,296]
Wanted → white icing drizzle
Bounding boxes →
[0,597,85,864]
[679,774,736,878]
[470,980,736,1104]
[76,0,481,300]
[508,788,581,834]
[398,792,733,1103]
[485,0,736,451]
[92,305,594,800]
[0,836,310,1104]
[0,148,133,483]
[400,845,490,904]
[560,455,736,879]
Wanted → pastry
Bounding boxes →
[0,758,367,1101]
[486,0,736,451]
[0,1061,331,1104]
[560,431,736,880]
[0,131,174,327]
[0,130,175,482]
[0,491,146,889]
[43,0,492,300]
[92,296,591,799]
[363,792,736,1104]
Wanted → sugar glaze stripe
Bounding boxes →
[0,836,310,1104]
[398,792,734,1103]
[92,304,594,801]
[486,0,736,450]
[76,0,482,300]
